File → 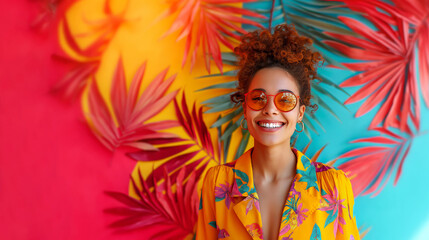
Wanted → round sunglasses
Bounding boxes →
[244,89,300,112]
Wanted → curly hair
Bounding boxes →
[231,24,323,112]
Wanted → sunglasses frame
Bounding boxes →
[244,89,300,112]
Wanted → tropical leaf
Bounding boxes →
[390,0,429,108]
[215,116,233,165]
[358,225,371,238]
[219,123,239,160]
[293,138,328,165]
[127,91,226,171]
[51,19,101,101]
[52,0,130,100]
[324,0,422,134]
[336,127,426,197]
[157,0,266,73]
[30,0,74,33]
[105,164,204,238]
[73,0,130,57]
[104,92,230,236]
[86,58,179,152]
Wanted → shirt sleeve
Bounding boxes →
[195,166,218,240]
[337,171,360,240]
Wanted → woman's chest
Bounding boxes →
[256,180,293,240]
[215,202,336,240]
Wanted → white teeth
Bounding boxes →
[258,122,283,128]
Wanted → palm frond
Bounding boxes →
[324,0,422,133]
[31,0,74,33]
[52,0,130,100]
[390,0,429,107]
[158,0,266,73]
[127,91,228,172]
[86,58,179,152]
[105,164,204,238]
[337,127,422,197]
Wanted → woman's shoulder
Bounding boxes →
[203,160,238,184]
[313,161,357,219]
[207,160,238,172]
[313,161,354,193]
[314,161,348,177]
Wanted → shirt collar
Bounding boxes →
[231,147,319,199]
[230,147,322,239]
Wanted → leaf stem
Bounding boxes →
[269,0,276,32]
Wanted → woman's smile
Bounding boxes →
[256,119,286,132]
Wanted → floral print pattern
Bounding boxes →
[215,182,234,209]
[319,186,347,236]
[246,223,263,238]
[218,228,230,238]
[196,148,360,240]
[245,195,260,214]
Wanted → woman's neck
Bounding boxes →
[251,141,297,183]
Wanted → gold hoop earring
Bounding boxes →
[295,121,304,133]
[240,118,248,130]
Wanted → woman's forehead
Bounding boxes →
[249,67,300,94]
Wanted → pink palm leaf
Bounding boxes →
[158,0,266,73]
[105,164,204,238]
[324,0,421,133]
[52,0,129,100]
[87,58,179,152]
[391,0,429,107]
[337,127,425,197]
[30,0,74,33]
[127,92,224,172]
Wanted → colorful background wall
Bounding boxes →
[1,0,429,239]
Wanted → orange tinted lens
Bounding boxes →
[247,90,267,110]
[275,91,297,112]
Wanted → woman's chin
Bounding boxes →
[253,136,290,148]
[250,128,292,148]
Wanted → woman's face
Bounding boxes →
[243,67,306,147]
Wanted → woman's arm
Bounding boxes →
[337,172,360,240]
[196,167,218,240]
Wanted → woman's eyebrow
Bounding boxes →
[278,89,292,92]
[252,88,294,93]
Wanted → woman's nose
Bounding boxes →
[263,96,279,115]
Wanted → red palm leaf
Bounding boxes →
[145,156,207,192]
[51,18,101,101]
[105,164,205,238]
[86,58,179,152]
[126,92,224,191]
[391,0,429,107]
[158,0,266,73]
[324,0,422,134]
[128,91,223,167]
[30,0,74,33]
[52,0,129,100]
[391,0,428,24]
[337,127,420,197]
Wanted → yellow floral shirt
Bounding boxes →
[196,147,360,240]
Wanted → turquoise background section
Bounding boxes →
[308,66,429,240]
[244,1,429,239]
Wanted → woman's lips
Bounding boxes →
[256,120,286,132]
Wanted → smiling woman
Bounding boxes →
[196,24,360,240]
